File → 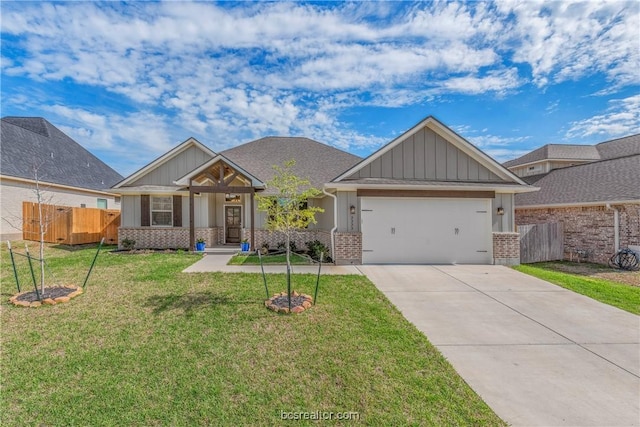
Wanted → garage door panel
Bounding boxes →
[361,197,492,264]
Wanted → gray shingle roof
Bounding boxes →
[221,137,361,193]
[1,117,123,191]
[596,134,640,160]
[503,133,640,168]
[503,144,600,168]
[515,155,640,206]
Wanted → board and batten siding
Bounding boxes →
[348,126,503,182]
[249,195,334,230]
[336,191,359,232]
[492,193,514,232]
[130,146,214,186]
[122,194,211,227]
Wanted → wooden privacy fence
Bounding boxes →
[518,222,564,264]
[23,202,120,245]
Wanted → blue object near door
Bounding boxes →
[196,242,206,252]
[240,242,250,252]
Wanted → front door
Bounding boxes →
[225,206,242,244]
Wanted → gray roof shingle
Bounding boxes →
[515,154,640,206]
[596,134,640,160]
[1,117,123,191]
[504,133,640,168]
[221,137,361,193]
[503,144,600,168]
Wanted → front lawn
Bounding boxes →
[514,263,640,315]
[228,252,311,265]
[1,243,503,426]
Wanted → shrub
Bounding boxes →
[121,238,135,250]
[276,241,297,252]
[306,240,330,261]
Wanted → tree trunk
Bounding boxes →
[286,231,291,311]
[35,172,45,295]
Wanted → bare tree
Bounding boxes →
[2,161,69,295]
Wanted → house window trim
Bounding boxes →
[150,195,173,228]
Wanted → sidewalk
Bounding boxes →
[182,252,363,275]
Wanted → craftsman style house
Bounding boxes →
[112,116,535,265]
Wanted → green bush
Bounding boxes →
[121,238,135,250]
[276,241,297,252]
[306,240,330,262]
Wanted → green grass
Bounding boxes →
[514,263,640,315]
[2,243,504,426]
[228,252,311,265]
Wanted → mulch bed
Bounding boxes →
[265,291,313,314]
[9,285,83,308]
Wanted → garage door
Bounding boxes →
[361,197,492,264]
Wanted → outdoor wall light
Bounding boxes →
[497,207,505,216]
[350,205,356,215]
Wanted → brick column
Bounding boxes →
[334,232,362,265]
[493,232,520,265]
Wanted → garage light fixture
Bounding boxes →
[350,205,356,215]
[497,207,504,216]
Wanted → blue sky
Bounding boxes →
[1,1,639,176]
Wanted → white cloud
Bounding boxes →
[566,94,640,138]
[2,0,638,172]
[498,0,639,88]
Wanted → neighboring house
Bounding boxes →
[506,134,640,264]
[112,116,534,265]
[0,117,124,241]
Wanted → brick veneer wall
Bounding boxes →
[492,232,520,265]
[619,204,640,249]
[334,232,362,265]
[118,227,222,249]
[515,203,640,264]
[246,228,332,257]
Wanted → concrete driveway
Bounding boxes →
[359,265,640,427]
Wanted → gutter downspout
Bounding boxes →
[606,203,620,252]
[323,188,337,261]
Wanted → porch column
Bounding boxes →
[189,180,195,251]
[250,188,255,251]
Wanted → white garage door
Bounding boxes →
[361,197,493,264]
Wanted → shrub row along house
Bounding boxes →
[111,116,535,265]
[505,134,640,264]
[0,117,123,241]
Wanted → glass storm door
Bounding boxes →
[225,206,242,243]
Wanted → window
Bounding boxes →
[97,198,108,209]
[225,193,241,202]
[151,196,172,226]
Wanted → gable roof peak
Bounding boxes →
[1,116,123,190]
[2,116,51,137]
[332,114,526,185]
[112,136,216,188]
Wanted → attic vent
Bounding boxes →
[50,152,54,159]
[87,162,90,167]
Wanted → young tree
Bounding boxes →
[2,161,68,296]
[256,160,324,310]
